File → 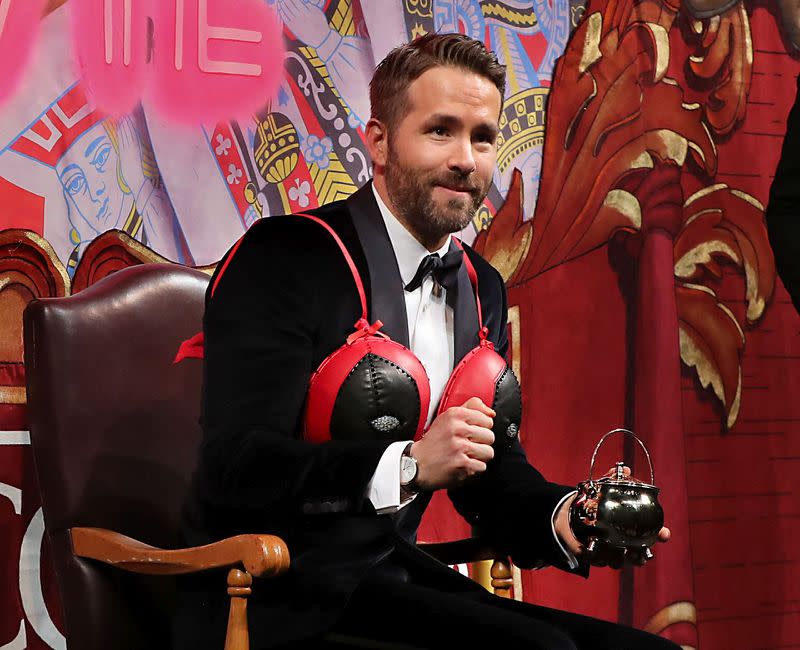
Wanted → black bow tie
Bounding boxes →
[404,249,463,293]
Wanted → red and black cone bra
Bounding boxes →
[176,213,522,450]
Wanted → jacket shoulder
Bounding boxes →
[461,242,505,289]
[206,201,358,303]
[236,200,351,249]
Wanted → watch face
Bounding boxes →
[400,455,417,486]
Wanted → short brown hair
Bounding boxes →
[370,33,506,129]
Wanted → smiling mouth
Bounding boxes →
[436,184,475,195]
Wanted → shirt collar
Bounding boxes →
[371,183,452,287]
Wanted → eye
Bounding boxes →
[431,126,449,137]
[92,145,111,171]
[64,174,86,196]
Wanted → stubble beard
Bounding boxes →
[384,143,490,247]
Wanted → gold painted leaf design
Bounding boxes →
[687,3,753,136]
[676,184,775,322]
[517,13,717,282]
[506,0,765,434]
[677,282,744,428]
[673,208,741,280]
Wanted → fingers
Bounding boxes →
[438,406,494,441]
[658,526,671,543]
[464,410,493,430]
[461,397,495,418]
[464,424,494,446]
[463,457,487,477]
[418,399,500,490]
[281,0,296,16]
[453,402,494,429]
[464,440,494,464]
[286,0,304,18]
[277,1,293,23]
[601,465,631,478]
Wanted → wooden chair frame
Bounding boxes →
[69,529,513,649]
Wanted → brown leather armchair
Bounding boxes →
[23,263,513,650]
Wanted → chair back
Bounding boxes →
[24,263,209,649]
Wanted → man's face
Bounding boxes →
[56,123,125,238]
[380,66,501,247]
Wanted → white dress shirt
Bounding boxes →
[366,185,452,514]
[363,185,578,569]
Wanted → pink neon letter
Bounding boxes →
[0,0,47,107]
[66,0,283,124]
[70,0,151,116]
[197,0,262,77]
[150,0,283,124]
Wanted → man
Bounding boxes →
[175,34,676,649]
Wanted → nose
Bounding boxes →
[91,182,106,201]
[447,137,476,176]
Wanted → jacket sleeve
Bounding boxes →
[766,74,800,314]
[195,220,392,530]
[447,264,585,573]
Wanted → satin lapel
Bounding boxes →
[449,240,479,364]
[346,183,410,347]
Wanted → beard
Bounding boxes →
[384,142,491,246]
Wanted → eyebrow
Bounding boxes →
[59,163,81,180]
[477,122,500,139]
[84,136,107,158]
[424,113,500,138]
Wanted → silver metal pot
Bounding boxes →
[569,429,664,559]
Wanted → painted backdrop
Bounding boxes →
[1,1,798,649]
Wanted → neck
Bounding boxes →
[372,175,449,252]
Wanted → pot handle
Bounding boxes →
[589,428,655,485]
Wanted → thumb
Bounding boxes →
[461,396,495,416]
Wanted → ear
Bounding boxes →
[364,118,388,168]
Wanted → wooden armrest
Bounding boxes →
[418,537,505,566]
[70,527,290,578]
[419,538,516,599]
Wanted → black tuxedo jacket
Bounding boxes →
[767,74,800,313]
[174,184,579,649]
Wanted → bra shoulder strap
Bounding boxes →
[451,238,485,334]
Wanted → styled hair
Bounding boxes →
[369,33,506,129]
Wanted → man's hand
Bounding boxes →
[553,466,671,568]
[277,0,332,49]
[410,397,495,491]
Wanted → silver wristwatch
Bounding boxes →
[400,443,418,488]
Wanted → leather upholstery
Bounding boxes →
[24,264,210,650]
[437,343,521,450]
[304,334,430,444]
[329,352,423,442]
